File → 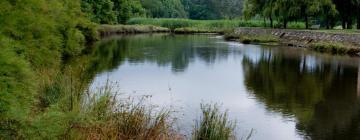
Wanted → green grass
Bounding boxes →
[127,18,306,32]
[192,103,237,140]
[127,18,263,31]
[97,24,170,36]
[309,41,350,54]
[174,27,221,34]
[238,34,279,44]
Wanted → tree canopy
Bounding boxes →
[243,0,360,29]
[81,0,245,24]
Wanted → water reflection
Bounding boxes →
[243,48,360,139]
[94,34,233,73]
[88,34,360,140]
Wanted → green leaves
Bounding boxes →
[82,0,145,24]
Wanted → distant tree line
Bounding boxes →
[243,0,360,29]
[182,0,243,19]
[81,0,244,24]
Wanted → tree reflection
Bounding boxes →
[54,34,233,101]
[91,34,231,73]
[243,49,360,140]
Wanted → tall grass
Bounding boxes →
[309,41,350,54]
[97,24,170,37]
[192,103,237,140]
[238,34,279,44]
[127,18,306,31]
[74,83,178,140]
[128,18,264,31]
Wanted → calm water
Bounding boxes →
[89,34,360,140]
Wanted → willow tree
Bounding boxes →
[353,0,360,29]
[244,0,338,29]
[273,0,298,28]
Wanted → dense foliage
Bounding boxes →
[141,0,187,18]
[182,0,243,19]
[82,0,245,24]
[243,0,360,29]
[0,0,97,138]
[82,0,145,24]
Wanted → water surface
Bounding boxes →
[90,34,360,140]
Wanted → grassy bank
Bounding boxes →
[97,24,170,37]
[127,18,306,33]
[308,41,360,55]
[225,32,279,45]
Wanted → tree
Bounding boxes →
[333,0,354,29]
[243,0,339,29]
[141,0,187,18]
[112,0,145,24]
[82,0,116,24]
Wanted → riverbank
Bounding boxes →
[97,24,170,37]
[226,28,360,56]
[127,18,305,32]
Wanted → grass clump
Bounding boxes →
[239,34,279,44]
[74,85,177,140]
[192,103,237,140]
[310,41,350,54]
[97,24,170,37]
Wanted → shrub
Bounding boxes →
[0,40,35,139]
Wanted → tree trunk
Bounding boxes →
[348,18,353,29]
[270,16,273,28]
[305,15,309,29]
[283,19,287,29]
[326,20,330,29]
[264,17,266,27]
[358,64,360,97]
[357,12,360,29]
[342,20,346,29]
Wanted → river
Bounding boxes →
[88,34,360,140]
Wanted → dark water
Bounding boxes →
[89,34,360,140]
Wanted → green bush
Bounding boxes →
[0,0,98,138]
[0,40,35,139]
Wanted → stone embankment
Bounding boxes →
[234,28,360,48]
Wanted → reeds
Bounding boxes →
[97,24,170,37]
[76,83,178,140]
[192,103,237,140]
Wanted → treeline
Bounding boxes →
[81,0,244,24]
[243,0,360,29]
